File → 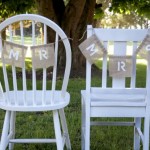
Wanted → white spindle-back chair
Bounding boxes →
[0,14,71,150]
[81,25,150,150]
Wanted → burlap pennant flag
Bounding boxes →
[79,34,107,64]
[136,29,150,59]
[2,41,27,68]
[109,56,132,78]
[31,44,55,69]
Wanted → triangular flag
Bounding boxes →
[136,29,150,59]
[31,43,55,69]
[109,56,132,78]
[2,41,27,68]
[79,34,107,64]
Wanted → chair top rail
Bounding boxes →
[93,27,148,42]
[0,14,66,39]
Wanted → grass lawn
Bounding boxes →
[0,58,148,150]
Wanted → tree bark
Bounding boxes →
[36,0,96,75]
[72,0,96,71]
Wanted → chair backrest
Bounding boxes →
[0,14,71,106]
[86,25,150,104]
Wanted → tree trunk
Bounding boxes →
[36,0,96,76]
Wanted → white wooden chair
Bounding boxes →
[81,26,150,150]
[0,14,71,150]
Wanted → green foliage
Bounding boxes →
[94,7,104,20]
[110,0,150,19]
[0,0,35,19]
[100,11,149,28]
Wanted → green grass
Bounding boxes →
[0,60,148,150]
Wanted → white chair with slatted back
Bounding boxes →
[81,26,150,150]
[0,14,71,150]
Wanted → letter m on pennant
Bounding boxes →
[9,49,19,60]
[86,43,98,56]
[79,34,106,64]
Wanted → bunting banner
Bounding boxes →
[136,29,150,59]
[2,41,27,68]
[109,56,132,78]
[31,43,55,69]
[79,34,107,64]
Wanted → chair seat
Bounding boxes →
[81,89,147,107]
[0,90,70,111]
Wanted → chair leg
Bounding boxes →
[143,113,150,150]
[134,117,141,150]
[82,97,90,150]
[0,111,11,150]
[84,112,90,150]
[81,96,85,150]
[53,110,63,150]
[59,109,71,150]
[9,111,16,150]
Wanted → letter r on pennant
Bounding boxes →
[39,49,48,60]
[117,61,126,71]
